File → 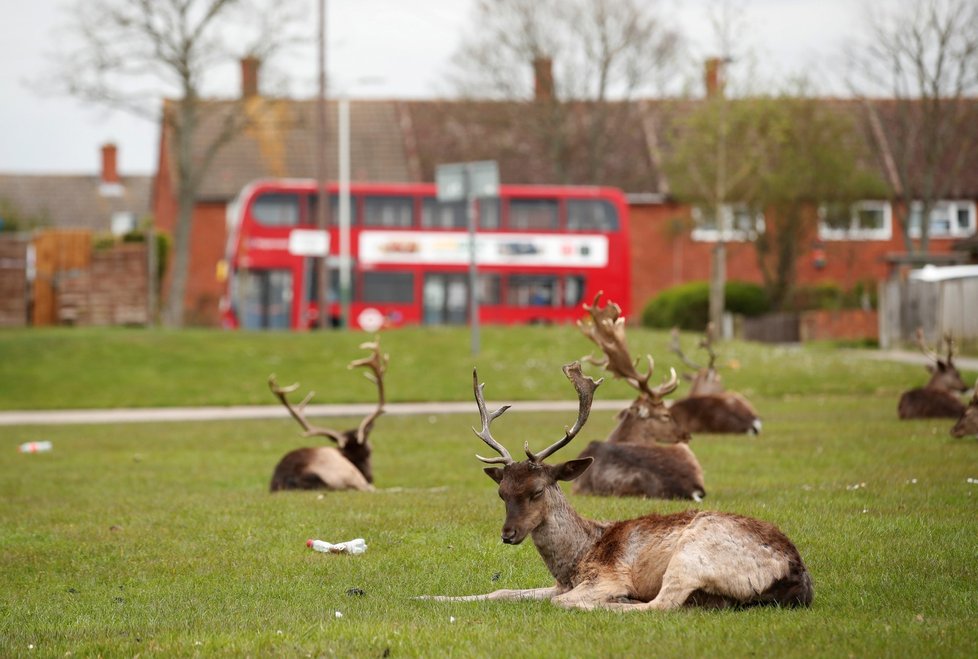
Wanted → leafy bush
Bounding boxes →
[641,280,770,330]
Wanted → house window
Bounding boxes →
[364,196,413,228]
[908,201,977,238]
[691,204,763,242]
[818,201,891,241]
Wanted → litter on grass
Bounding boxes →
[307,538,367,555]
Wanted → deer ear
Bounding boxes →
[484,467,504,484]
[553,457,593,482]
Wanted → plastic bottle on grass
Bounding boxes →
[306,538,367,555]
[19,441,52,453]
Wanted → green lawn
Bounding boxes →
[1,327,977,656]
[1,326,972,409]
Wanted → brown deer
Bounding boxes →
[418,362,813,611]
[898,330,967,419]
[574,294,705,500]
[669,325,762,435]
[267,339,388,492]
[950,381,978,438]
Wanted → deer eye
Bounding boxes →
[530,488,545,500]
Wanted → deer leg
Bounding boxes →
[551,581,631,611]
[416,586,559,602]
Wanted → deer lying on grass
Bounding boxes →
[574,294,705,500]
[950,382,978,438]
[418,362,813,611]
[668,325,761,435]
[898,330,967,419]
[267,340,388,492]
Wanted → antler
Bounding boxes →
[526,362,602,463]
[348,338,389,444]
[670,327,703,370]
[942,333,956,365]
[914,327,941,363]
[472,369,515,465]
[698,322,718,371]
[578,291,678,401]
[268,375,345,444]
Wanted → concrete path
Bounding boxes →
[0,400,632,427]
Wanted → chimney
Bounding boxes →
[101,143,119,184]
[533,57,554,102]
[704,57,725,98]
[241,56,260,98]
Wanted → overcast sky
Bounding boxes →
[0,0,865,175]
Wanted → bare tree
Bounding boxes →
[45,0,306,327]
[447,0,681,183]
[847,0,978,254]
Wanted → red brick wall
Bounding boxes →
[800,309,878,342]
[58,243,148,326]
[628,202,963,318]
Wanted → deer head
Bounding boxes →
[268,339,388,483]
[578,292,688,443]
[951,383,978,438]
[916,329,968,392]
[476,362,601,545]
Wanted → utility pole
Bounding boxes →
[315,0,331,330]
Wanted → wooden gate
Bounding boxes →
[0,235,30,327]
[31,229,92,326]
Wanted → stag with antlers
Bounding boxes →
[898,329,967,419]
[267,339,388,492]
[669,325,761,435]
[573,293,705,499]
[418,363,813,611]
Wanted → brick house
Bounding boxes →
[0,145,153,326]
[152,60,978,327]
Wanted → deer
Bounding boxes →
[574,293,705,500]
[668,325,762,435]
[267,339,388,492]
[950,381,978,438]
[898,329,967,420]
[417,362,813,611]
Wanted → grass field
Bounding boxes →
[1,327,977,657]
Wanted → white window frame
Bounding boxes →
[818,200,892,241]
[907,200,977,239]
[690,204,764,242]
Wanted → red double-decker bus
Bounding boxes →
[219,179,631,330]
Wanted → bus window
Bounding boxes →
[252,193,300,227]
[364,196,413,228]
[477,274,501,305]
[567,199,619,231]
[304,258,340,303]
[563,275,585,307]
[508,275,558,307]
[478,197,500,229]
[362,271,414,303]
[510,199,558,230]
[237,269,293,329]
[307,194,342,226]
[422,199,467,228]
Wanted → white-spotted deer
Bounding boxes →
[418,363,813,611]
[573,294,705,500]
[669,325,762,435]
[950,380,978,438]
[898,330,967,419]
[268,340,388,492]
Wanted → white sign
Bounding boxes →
[288,230,330,256]
[357,307,385,332]
[359,231,609,268]
[435,161,499,202]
